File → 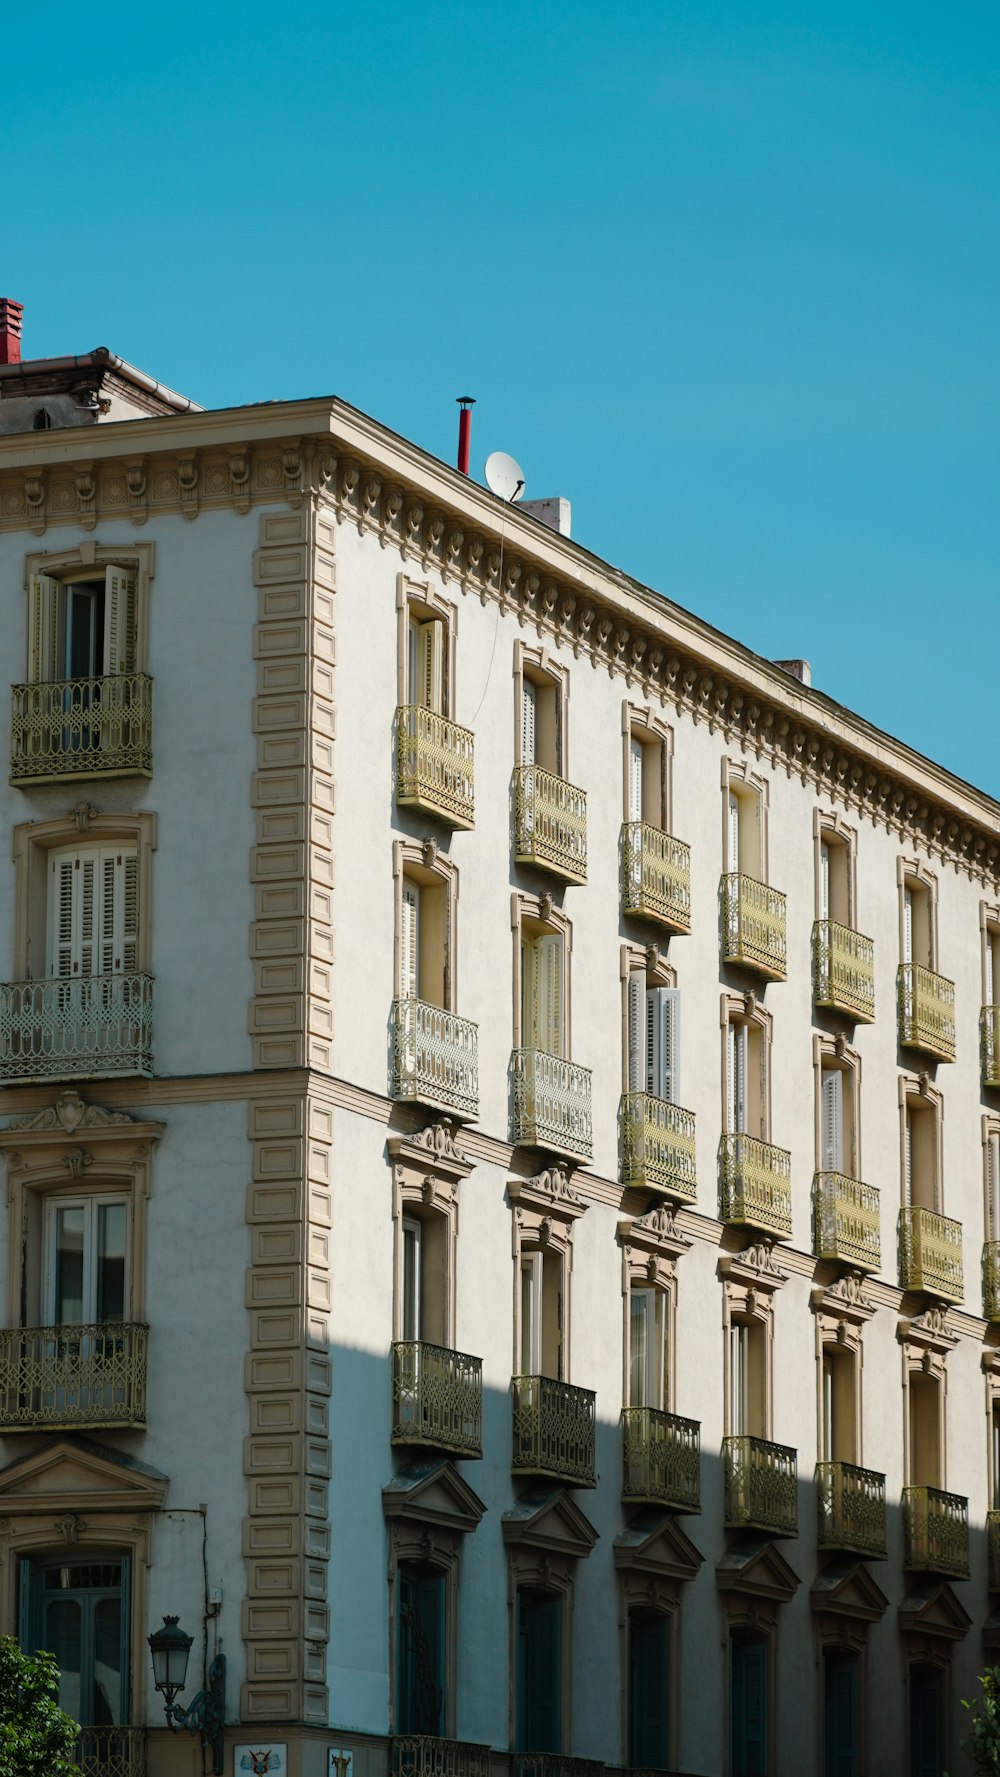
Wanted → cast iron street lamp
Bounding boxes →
[148,1615,226,1774]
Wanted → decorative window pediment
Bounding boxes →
[0,1435,167,1516]
[0,1090,163,1158]
[719,1239,788,1324]
[509,1164,586,1249]
[716,1537,800,1611]
[501,1487,597,1566]
[614,1511,703,1601]
[898,1579,971,1647]
[811,1270,876,1359]
[388,1120,472,1199]
[382,1459,486,1542]
[899,1303,958,1376]
[811,1558,888,1632]
[619,1202,691,1279]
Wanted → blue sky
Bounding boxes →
[4,2,997,792]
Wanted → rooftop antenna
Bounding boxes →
[484,450,525,504]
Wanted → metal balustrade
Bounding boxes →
[391,1739,491,1777]
[396,705,475,829]
[75,1725,146,1777]
[816,1461,887,1558]
[10,674,153,785]
[511,1374,596,1486]
[898,1206,963,1302]
[391,1341,482,1458]
[0,1322,147,1431]
[720,872,787,979]
[620,1093,697,1202]
[813,919,875,1022]
[514,1757,604,1777]
[511,1048,592,1160]
[982,1005,1000,1088]
[984,1242,1000,1322]
[813,1172,881,1271]
[0,973,154,1084]
[390,998,478,1119]
[621,822,691,933]
[989,1512,1000,1592]
[513,765,588,883]
[897,963,956,1062]
[903,1485,969,1578]
[723,1434,797,1535]
[719,1134,792,1237]
[621,1407,700,1512]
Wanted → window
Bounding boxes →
[627,972,680,1103]
[20,1555,132,1734]
[629,1287,666,1410]
[901,869,937,972]
[909,1663,944,1777]
[519,1248,563,1380]
[729,1631,767,1777]
[822,1346,858,1465]
[984,914,1000,1011]
[903,1089,940,1214]
[729,1320,766,1439]
[628,1612,670,1769]
[908,1372,942,1489]
[723,766,767,880]
[986,1119,1000,1244]
[516,1590,562,1753]
[518,661,564,776]
[397,1563,445,1736]
[991,1398,1000,1511]
[623,705,671,830]
[45,1195,127,1327]
[47,844,138,983]
[29,566,135,683]
[815,815,856,928]
[396,575,456,718]
[408,613,445,716]
[509,1164,586,1385]
[817,1052,859,1181]
[521,929,565,1059]
[725,1008,768,1141]
[823,1649,860,1777]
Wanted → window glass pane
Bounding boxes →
[628,1613,670,1768]
[96,1204,126,1323]
[54,1206,85,1324]
[44,1597,82,1721]
[93,1596,123,1725]
[402,1222,420,1342]
[516,1591,561,1752]
[520,1261,537,1373]
[730,1633,767,1776]
[397,1565,444,1736]
[630,1291,650,1407]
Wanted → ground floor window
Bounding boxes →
[516,1589,562,1752]
[910,1663,943,1777]
[824,1649,859,1777]
[730,1631,767,1776]
[19,1554,130,1727]
[628,1610,670,1768]
[397,1564,445,1736]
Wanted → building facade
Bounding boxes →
[1,305,999,1775]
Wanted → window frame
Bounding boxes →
[23,542,154,682]
[721,992,772,1142]
[621,701,672,831]
[813,1035,862,1181]
[509,1166,586,1384]
[620,942,679,1100]
[514,640,569,776]
[395,574,458,718]
[393,840,459,1012]
[813,808,858,928]
[388,1123,471,1350]
[721,760,769,882]
[898,1073,944,1214]
[11,811,156,985]
[898,857,939,972]
[512,893,573,1056]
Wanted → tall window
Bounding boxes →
[727,1014,767,1140]
[30,567,135,683]
[627,974,680,1103]
[629,1287,666,1410]
[902,877,935,971]
[626,723,667,829]
[44,1195,127,1326]
[519,1248,563,1380]
[516,1590,562,1752]
[727,785,763,879]
[992,1400,1000,1512]
[822,1346,857,1464]
[397,1564,445,1735]
[823,1649,860,1777]
[908,1372,942,1489]
[521,929,565,1059]
[407,611,446,715]
[819,1061,858,1182]
[20,1555,131,1730]
[520,671,562,775]
[729,1321,766,1439]
[818,835,852,928]
[628,1612,670,1768]
[400,1213,448,1348]
[48,845,138,982]
[729,1631,767,1776]
[985,921,1000,1009]
[909,1663,943,1777]
[904,1095,939,1214]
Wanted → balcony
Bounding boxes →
[10,674,153,786]
[514,1761,604,1777]
[621,822,691,933]
[719,1134,792,1238]
[813,920,875,1023]
[903,1485,969,1578]
[391,1341,482,1458]
[0,974,154,1085]
[898,1207,963,1303]
[816,1461,887,1559]
[723,1434,797,1536]
[391,1739,490,1777]
[75,1725,146,1777]
[989,1511,1000,1591]
[621,1406,700,1512]
[513,765,587,884]
[396,705,475,829]
[620,1093,697,1203]
[390,998,478,1120]
[510,1048,592,1161]
[813,1172,881,1272]
[720,873,787,980]
[511,1374,596,1487]
[0,1322,147,1432]
[897,963,956,1062]
[984,1243,1000,1321]
[982,1005,1000,1088]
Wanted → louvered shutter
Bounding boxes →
[49,850,99,980]
[821,1069,843,1174]
[521,937,537,1050]
[28,573,61,684]
[521,679,537,765]
[537,934,563,1057]
[819,841,831,922]
[645,987,679,1102]
[629,738,644,823]
[415,621,443,714]
[904,1110,913,1207]
[904,890,914,964]
[990,1135,1000,1243]
[401,886,420,1001]
[100,850,138,976]
[103,567,135,676]
[987,937,996,1007]
[627,973,644,1092]
[728,1022,747,1134]
[727,793,741,873]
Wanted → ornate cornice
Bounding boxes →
[0,1091,163,1152]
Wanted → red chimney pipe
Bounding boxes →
[456,397,475,475]
[0,298,24,365]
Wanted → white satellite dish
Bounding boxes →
[484,451,525,503]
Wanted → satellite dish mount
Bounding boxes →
[484,451,525,504]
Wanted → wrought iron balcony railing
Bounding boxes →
[898,1207,963,1302]
[511,1374,596,1487]
[10,674,153,785]
[0,974,154,1085]
[511,1048,592,1160]
[897,963,956,1062]
[903,1485,969,1578]
[396,705,475,829]
[720,873,787,979]
[391,1738,490,1777]
[0,1322,147,1432]
[390,998,478,1119]
[813,920,875,1023]
[621,822,691,933]
[813,1172,881,1272]
[989,1511,1000,1592]
[816,1461,887,1559]
[620,1093,697,1203]
[391,1340,482,1458]
[984,1243,1000,1322]
[75,1724,146,1777]
[719,1134,792,1237]
[723,1434,797,1536]
[514,1757,604,1777]
[513,765,587,883]
[982,1006,1000,1088]
[621,1406,700,1512]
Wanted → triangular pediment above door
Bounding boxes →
[716,1536,800,1603]
[382,1459,486,1535]
[811,1557,889,1624]
[501,1487,598,1559]
[898,1579,972,1642]
[0,1436,168,1514]
[614,1511,704,1584]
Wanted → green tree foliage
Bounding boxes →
[965,1668,1000,1775]
[0,1637,80,1777]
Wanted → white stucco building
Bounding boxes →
[0,296,998,1777]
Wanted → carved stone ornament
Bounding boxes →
[71,800,98,833]
[899,1303,958,1357]
[7,1092,133,1136]
[718,1238,788,1293]
[410,1120,466,1163]
[810,1269,876,1326]
[619,1202,692,1262]
[509,1164,586,1219]
[387,1120,472,1186]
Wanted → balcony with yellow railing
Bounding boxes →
[0,1321,148,1432]
[391,1738,490,1777]
[510,1048,592,1161]
[0,974,154,1085]
[75,1725,146,1777]
[391,1340,482,1458]
[620,1093,697,1203]
[719,1134,792,1238]
[513,765,587,883]
[898,1206,963,1302]
[982,1005,1000,1088]
[903,1485,969,1578]
[511,1374,596,1487]
[390,998,478,1120]
[621,822,691,933]
[984,1243,1000,1321]
[396,705,475,829]
[816,1461,887,1559]
[621,1406,700,1512]
[723,1434,797,1536]
[10,674,153,786]
[897,963,956,1062]
[989,1511,1000,1591]
[720,873,787,980]
[813,1172,881,1272]
[813,920,875,1023]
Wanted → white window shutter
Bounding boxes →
[401,885,420,1001]
[49,855,77,979]
[987,938,996,1007]
[728,1022,747,1134]
[819,842,831,922]
[663,987,680,1104]
[521,678,536,765]
[98,850,138,976]
[416,621,443,713]
[645,987,680,1103]
[988,1134,1000,1241]
[904,1111,913,1206]
[49,850,100,980]
[903,890,914,964]
[627,973,644,1093]
[537,934,563,1057]
[727,793,741,874]
[629,738,644,823]
[28,573,61,684]
[103,567,135,676]
[821,1069,843,1174]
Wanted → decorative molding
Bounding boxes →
[898,1303,959,1358]
[508,1165,586,1220]
[2,1091,136,1138]
[618,1202,691,1265]
[719,1239,788,1293]
[811,1269,876,1328]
